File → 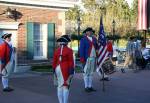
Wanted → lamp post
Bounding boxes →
[5,7,13,17]
[112,19,116,36]
[77,12,81,52]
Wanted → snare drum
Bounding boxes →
[101,58,116,75]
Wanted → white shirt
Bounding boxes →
[141,48,150,60]
[87,36,92,41]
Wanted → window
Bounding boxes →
[33,23,47,60]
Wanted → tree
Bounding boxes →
[65,0,137,38]
[130,0,138,29]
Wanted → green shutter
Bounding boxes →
[26,22,34,59]
[48,23,55,58]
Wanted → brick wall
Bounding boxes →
[0,5,65,64]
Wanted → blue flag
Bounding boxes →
[97,16,109,73]
[98,16,107,46]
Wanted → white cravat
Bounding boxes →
[87,36,92,41]
[87,36,96,57]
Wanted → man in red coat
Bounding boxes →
[0,33,14,92]
[52,35,74,103]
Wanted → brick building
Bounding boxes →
[0,0,77,72]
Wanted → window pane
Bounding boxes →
[34,23,40,40]
[34,23,43,40]
[34,41,43,56]
[33,23,47,59]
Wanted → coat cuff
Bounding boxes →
[80,58,85,63]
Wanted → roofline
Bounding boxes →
[0,0,78,10]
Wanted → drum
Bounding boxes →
[101,58,116,75]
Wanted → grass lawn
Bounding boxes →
[31,65,82,73]
[31,65,53,73]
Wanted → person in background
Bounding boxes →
[107,39,113,58]
[99,38,113,81]
[0,33,15,92]
[134,39,143,70]
[122,36,135,73]
[52,35,74,103]
[112,43,119,66]
[79,27,98,92]
[141,42,150,69]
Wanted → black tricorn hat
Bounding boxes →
[83,29,86,34]
[57,35,71,42]
[92,30,95,34]
[83,27,94,33]
[1,33,12,39]
[84,27,93,32]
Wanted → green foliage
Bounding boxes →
[71,34,84,40]
[65,6,83,21]
[106,34,121,41]
[66,0,138,38]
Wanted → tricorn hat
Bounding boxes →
[84,27,93,33]
[57,35,71,43]
[1,33,12,39]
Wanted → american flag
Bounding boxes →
[96,16,109,73]
[137,0,147,30]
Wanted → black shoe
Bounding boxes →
[85,88,91,92]
[121,69,125,73]
[100,77,110,81]
[3,87,14,92]
[88,87,96,92]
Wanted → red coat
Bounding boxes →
[0,41,11,72]
[52,45,74,86]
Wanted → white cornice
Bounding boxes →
[0,0,78,10]
[0,22,19,29]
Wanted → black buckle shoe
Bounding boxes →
[85,88,91,92]
[121,69,125,73]
[3,87,14,92]
[88,87,96,92]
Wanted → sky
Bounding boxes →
[125,0,133,7]
[77,0,134,11]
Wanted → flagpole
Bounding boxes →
[96,1,107,92]
[100,15,105,92]
[101,17,105,91]
[102,67,105,92]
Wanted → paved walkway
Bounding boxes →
[0,69,150,103]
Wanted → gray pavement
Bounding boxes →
[0,69,150,103]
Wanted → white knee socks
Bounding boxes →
[57,86,69,103]
[2,77,8,89]
[84,75,93,88]
[83,75,88,88]
[63,87,69,103]
[57,87,63,103]
[88,76,92,88]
